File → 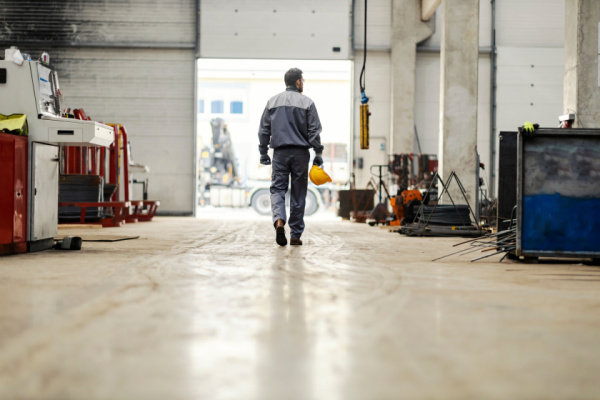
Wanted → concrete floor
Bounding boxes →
[1,210,599,399]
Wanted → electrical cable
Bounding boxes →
[359,0,367,95]
[414,125,423,154]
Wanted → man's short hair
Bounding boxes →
[284,68,303,87]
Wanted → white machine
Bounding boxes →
[0,48,114,251]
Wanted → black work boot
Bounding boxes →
[274,219,287,246]
[290,238,302,246]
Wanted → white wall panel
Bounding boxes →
[353,0,392,50]
[496,0,564,47]
[201,0,351,59]
[496,47,564,133]
[414,53,441,155]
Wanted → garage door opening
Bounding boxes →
[195,59,352,218]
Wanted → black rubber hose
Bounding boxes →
[359,0,367,93]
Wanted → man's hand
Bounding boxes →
[313,155,323,167]
[260,155,271,165]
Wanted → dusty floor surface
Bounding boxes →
[1,210,599,399]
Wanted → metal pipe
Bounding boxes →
[193,0,201,217]
[120,126,130,202]
[417,46,492,54]
[489,0,497,197]
[471,248,513,262]
[351,0,356,58]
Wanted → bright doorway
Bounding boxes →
[195,59,352,217]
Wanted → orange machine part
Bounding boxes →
[390,190,423,226]
[402,190,422,203]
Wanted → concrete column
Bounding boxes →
[438,0,479,206]
[564,0,600,128]
[390,0,434,154]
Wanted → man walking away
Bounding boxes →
[258,68,324,246]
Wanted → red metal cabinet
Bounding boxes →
[0,133,28,255]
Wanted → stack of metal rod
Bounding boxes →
[400,204,484,237]
[418,204,471,226]
[399,171,485,238]
[433,221,517,262]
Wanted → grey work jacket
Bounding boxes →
[258,86,324,156]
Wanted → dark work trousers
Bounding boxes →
[270,146,310,239]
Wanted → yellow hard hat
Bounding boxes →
[309,165,332,186]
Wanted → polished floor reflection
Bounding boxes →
[1,213,600,399]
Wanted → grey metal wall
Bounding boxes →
[0,0,197,214]
[496,0,564,48]
[1,0,194,46]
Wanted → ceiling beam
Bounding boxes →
[421,0,442,21]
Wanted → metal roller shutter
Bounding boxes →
[0,0,197,214]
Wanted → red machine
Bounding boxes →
[0,133,28,255]
[58,110,159,226]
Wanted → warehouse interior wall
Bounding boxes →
[1,0,567,207]
[0,0,197,214]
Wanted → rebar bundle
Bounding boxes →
[433,221,517,262]
[419,204,471,226]
[400,171,484,238]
